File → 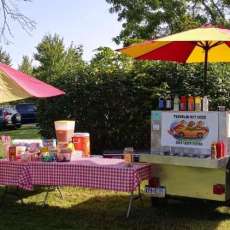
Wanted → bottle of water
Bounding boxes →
[165,95,172,110]
[173,95,180,111]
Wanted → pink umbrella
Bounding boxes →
[0,63,65,103]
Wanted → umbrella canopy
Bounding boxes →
[0,63,65,103]
[119,25,230,94]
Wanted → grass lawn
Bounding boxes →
[0,124,41,139]
[0,127,230,229]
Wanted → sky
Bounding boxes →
[1,0,122,67]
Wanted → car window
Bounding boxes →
[5,108,14,113]
[16,104,36,113]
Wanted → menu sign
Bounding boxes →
[161,112,219,149]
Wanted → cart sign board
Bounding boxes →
[161,112,219,149]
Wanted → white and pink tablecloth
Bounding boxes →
[0,158,151,192]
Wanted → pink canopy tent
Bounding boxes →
[0,63,65,103]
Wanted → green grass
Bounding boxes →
[1,188,230,230]
[1,127,230,229]
[0,124,41,139]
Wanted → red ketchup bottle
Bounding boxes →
[216,141,221,159]
[221,141,225,158]
[180,96,187,111]
[216,141,225,159]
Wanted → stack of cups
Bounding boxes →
[54,120,75,143]
[54,120,75,161]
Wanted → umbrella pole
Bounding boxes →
[203,46,208,96]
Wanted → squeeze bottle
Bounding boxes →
[188,96,194,111]
[180,96,186,111]
[173,95,180,111]
[195,96,202,111]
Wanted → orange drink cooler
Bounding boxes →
[72,133,90,157]
[54,120,75,143]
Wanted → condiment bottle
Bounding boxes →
[195,96,202,111]
[216,141,222,159]
[202,96,209,111]
[180,96,187,111]
[165,95,172,110]
[8,145,16,161]
[211,142,217,159]
[221,141,225,158]
[173,95,180,111]
[188,95,195,111]
[158,96,165,110]
[123,147,134,167]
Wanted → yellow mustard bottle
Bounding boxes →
[195,96,202,111]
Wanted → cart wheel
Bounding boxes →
[224,200,230,206]
[151,197,167,207]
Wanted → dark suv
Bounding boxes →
[0,107,21,129]
[16,103,37,124]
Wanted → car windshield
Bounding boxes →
[16,104,36,113]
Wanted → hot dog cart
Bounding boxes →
[140,111,230,201]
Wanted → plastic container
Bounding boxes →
[8,146,16,161]
[202,96,209,111]
[173,95,180,111]
[54,120,75,143]
[188,96,194,111]
[56,148,72,162]
[195,96,202,111]
[0,135,11,159]
[123,147,134,167]
[211,142,217,159]
[72,133,90,157]
[16,146,27,155]
[180,96,186,111]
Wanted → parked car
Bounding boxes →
[0,107,21,129]
[16,103,37,124]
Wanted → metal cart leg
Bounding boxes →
[16,186,24,204]
[56,186,64,200]
[138,184,143,204]
[43,186,64,206]
[126,184,143,218]
[126,191,134,218]
[43,189,50,206]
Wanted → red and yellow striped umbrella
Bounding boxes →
[119,25,230,93]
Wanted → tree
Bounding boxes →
[34,34,85,83]
[0,46,11,64]
[18,55,33,74]
[34,34,86,138]
[90,47,133,74]
[106,0,230,44]
[0,0,35,41]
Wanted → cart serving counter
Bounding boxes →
[140,111,230,201]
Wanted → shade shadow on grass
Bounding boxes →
[0,187,230,230]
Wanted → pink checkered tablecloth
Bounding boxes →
[0,158,151,192]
